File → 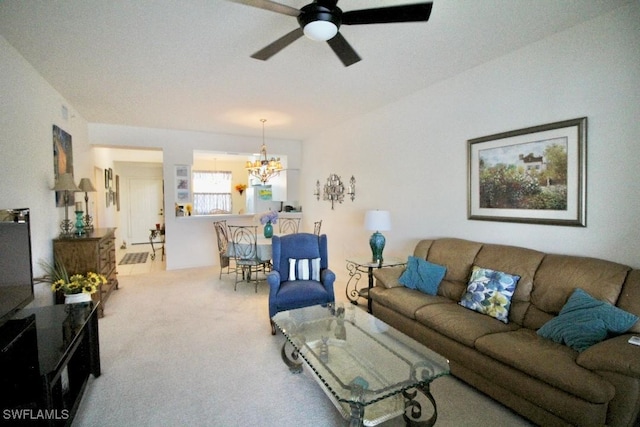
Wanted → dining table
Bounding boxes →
[226,234,275,263]
[226,233,275,282]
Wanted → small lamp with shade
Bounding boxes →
[78,178,97,231]
[52,173,80,236]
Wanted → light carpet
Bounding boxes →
[72,267,535,427]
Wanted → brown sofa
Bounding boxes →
[370,238,640,426]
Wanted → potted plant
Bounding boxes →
[40,259,106,304]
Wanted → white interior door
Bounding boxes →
[128,178,163,244]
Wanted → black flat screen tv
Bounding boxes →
[0,208,34,327]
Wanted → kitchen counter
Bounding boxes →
[166,212,303,270]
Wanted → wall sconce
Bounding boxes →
[315,174,356,209]
[347,176,356,201]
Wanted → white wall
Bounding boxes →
[1,1,638,292]
[89,124,302,269]
[300,3,640,270]
[0,36,94,306]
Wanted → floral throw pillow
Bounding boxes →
[458,266,521,324]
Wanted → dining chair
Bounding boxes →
[213,220,234,279]
[278,217,301,235]
[313,220,322,236]
[267,233,335,335]
[228,225,269,292]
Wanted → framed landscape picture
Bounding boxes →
[468,117,586,226]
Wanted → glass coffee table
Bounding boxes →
[272,304,450,427]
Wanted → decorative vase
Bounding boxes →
[74,210,85,235]
[263,221,273,238]
[65,293,92,304]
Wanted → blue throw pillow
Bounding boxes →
[537,288,639,352]
[398,256,446,296]
[458,266,520,324]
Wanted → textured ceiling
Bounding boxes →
[0,0,630,140]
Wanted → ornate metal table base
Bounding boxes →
[279,342,440,427]
[149,228,165,261]
[273,305,449,427]
[345,261,365,306]
[280,339,302,373]
[403,383,438,427]
[345,258,406,313]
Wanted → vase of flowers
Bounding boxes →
[235,183,247,195]
[40,259,106,304]
[259,210,278,238]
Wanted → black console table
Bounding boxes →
[1,302,100,426]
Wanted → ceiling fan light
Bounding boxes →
[303,21,338,41]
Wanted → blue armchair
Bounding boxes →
[267,233,336,335]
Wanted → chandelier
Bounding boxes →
[245,119,283,184]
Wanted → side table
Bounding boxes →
[345,257,406,313]
[149,228,165,261]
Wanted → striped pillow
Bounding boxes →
[288,258,321,281]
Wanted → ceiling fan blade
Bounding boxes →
[251,28,304,61]
[327,32,361,67]
[227,0,300,17]
[342,2,433,25]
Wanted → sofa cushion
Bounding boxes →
[537,288,638,352]
[372,266,405,289]
[369,286,450,320]
[474,243,545,326]
[526,254,629,329]
[398,256,446,295]
[458,266,520,323]
[475,329,616,404]
[617,269,640,334]
[426,238,482,283]
[421,238,483,301]
[577,334,640,377]
[414,302,517,347]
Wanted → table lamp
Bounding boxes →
[364,210,391,264]
[78,178,97,230]
[52,173,80,236]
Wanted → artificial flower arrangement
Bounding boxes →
[235,183,247,194]
[259,210,278,225]
[51,272,106,295]
[40,259,106,295]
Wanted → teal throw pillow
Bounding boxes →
[458,266,520,324]
[398,256,446,296]
[537,288,639,352]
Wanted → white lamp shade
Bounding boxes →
[365,210,391,232]
[52,173,80,192]
[303,21,338,41]
[78,178,96,192]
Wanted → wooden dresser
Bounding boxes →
[53,228,118,316]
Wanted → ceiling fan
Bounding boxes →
[230,0,433,66]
